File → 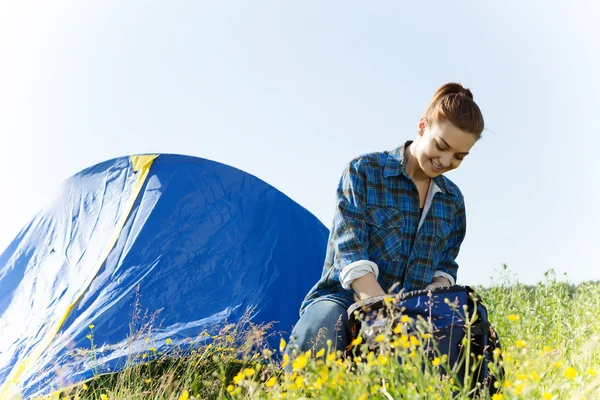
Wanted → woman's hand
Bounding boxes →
[425,276,451,290]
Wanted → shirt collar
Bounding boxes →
[383,140,457,196]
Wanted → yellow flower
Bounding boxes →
[432,357,440,366]
[588,368,598,376]
[144,378,152,384]
[326,353,335,363]
[400,315,411,323]
[279,338,286,352]
[265,376,276,388]
[491,394,504,400]
[316,348,325,357]
[178,390,189,400]
[351,336,363,346]
[410,336,420,346]
[543,345,552,353]
[515,339,526,348]
[565,366,577,379]
[375,334,385,343]
[393,324,402,334]
[149,347,157,352]
[244,368,255,378]
[233,371,245,385]
[145,337,150,341]
[542,393,553,400]
[553,361,563,368]
[292,354,308,371]
[506,314,519,322]
[100,395,109,400]
[377,354,389,365]
[294,375,304,388]
[281,353,290,368]
[82,383,88,390]
[165,338,172,344]
[227,384,234,392]
[86,335,92,340]
[88,324,95,329]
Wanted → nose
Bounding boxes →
[440,153,453,168]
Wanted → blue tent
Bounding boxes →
[0,155,329,398]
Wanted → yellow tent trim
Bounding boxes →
[0,155,159,398]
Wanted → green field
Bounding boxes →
[50,268,600,400]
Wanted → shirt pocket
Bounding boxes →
[434,220,452,256]
[364,206,405,261]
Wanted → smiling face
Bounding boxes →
[413,118,478,178]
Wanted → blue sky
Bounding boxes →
[1,1,598,286]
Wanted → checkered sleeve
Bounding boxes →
[331,160,371,271]
[435,197,466,282]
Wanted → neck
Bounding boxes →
[405,142,430,183]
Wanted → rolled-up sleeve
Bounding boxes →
[435,197,466,284]
[331,161,376,288]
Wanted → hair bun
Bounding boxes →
[461,88,474,100]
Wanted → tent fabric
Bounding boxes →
[0,154,329,398]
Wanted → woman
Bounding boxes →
[287,82,485,355]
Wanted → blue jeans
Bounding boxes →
[286,299,349,358]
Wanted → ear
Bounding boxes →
[417,117,427,137]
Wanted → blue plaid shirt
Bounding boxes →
[300,141,466,313]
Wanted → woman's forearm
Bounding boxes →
[350,272,386,300]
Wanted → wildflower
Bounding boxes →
[377,354,389,365]
[552,361,563,368]
[294,375,305,388]
[145,337,150,341]
[493,348,502,358]
[88,324,95,329]
[292,354,308,371]
[351,336,363,346]
[165,338,172,344]
[542,393,553,400]
[515,339,526,348]
[491,394,504,400]
[265,376,276,388]
[588,368,598,376]
[144,378,152,384]
[506,314,519,322]
[326,353,335,363]
[233,371,245,385]
[375,334,385,343]
[410,336,420,346]
[400,315,412,323]
[565,367,577,379]
[282,353,290,368]
[432,357,440,366]
[86,335,92,340]
[227,384,234,392]
[393,324,402,334]
[279,338,286,352]
[149,347,156,352]
[316,348,325,357]
[243,368,255,378]
[100,395,109,400]
[82,383,88,390]
[178,390,189,400]
[543,345,552,353]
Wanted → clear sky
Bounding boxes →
[1,1,598,287]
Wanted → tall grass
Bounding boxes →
[45,269,600,399]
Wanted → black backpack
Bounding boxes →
[347,285,504,396]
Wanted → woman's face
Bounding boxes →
[414,118,478,178]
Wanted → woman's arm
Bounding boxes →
[331,159,385,298]
[351,272,386,300]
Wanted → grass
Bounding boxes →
[39,267,600,399]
